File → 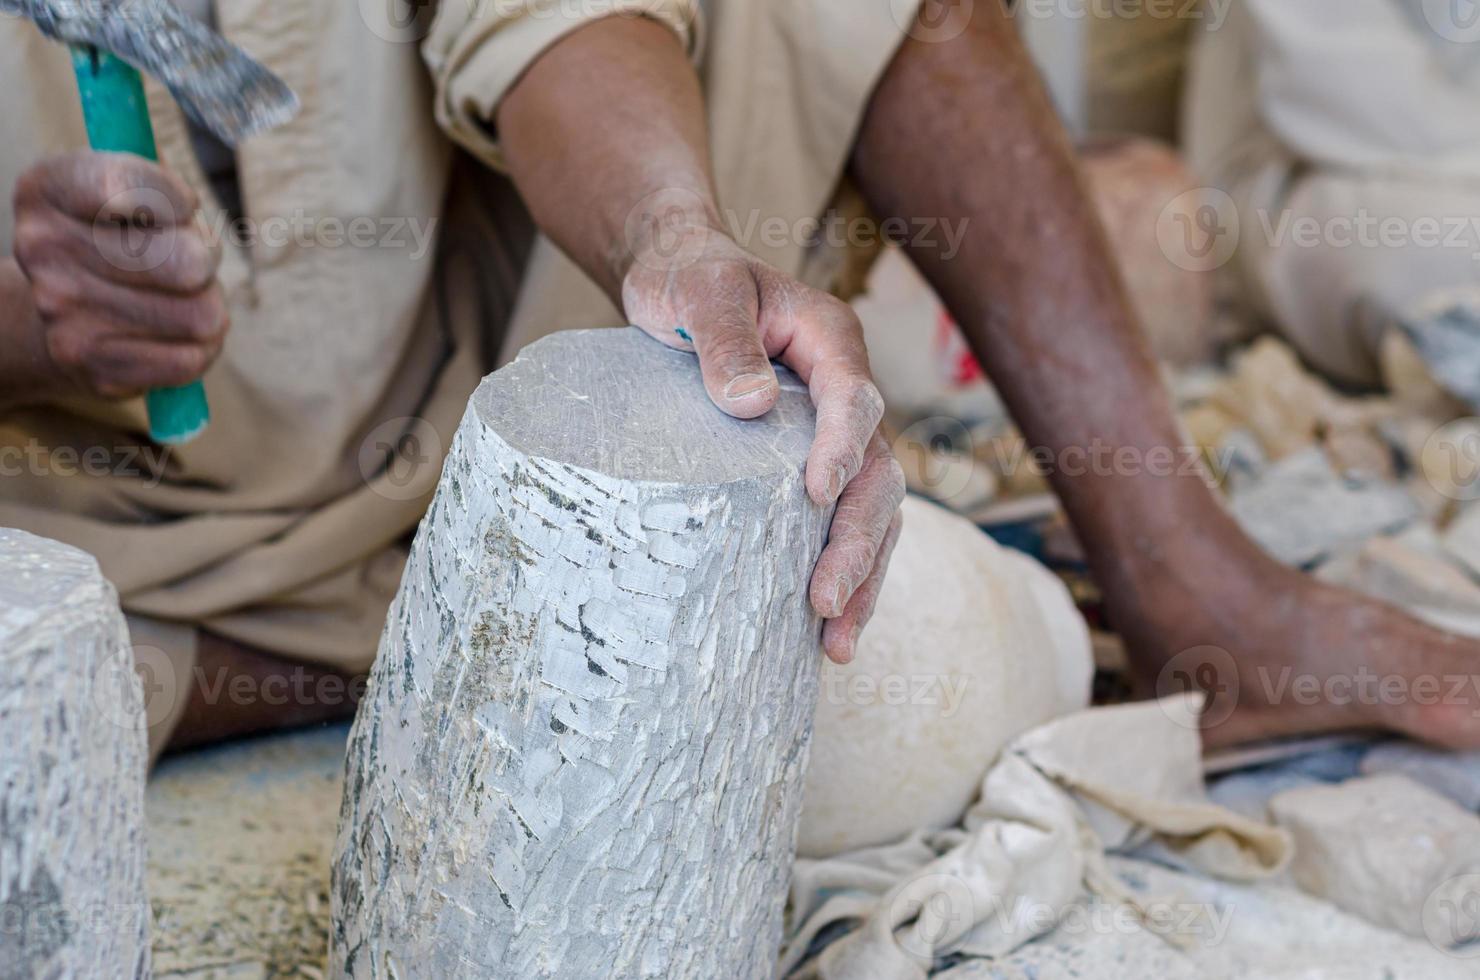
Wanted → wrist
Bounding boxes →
[0,258,60,410]
[612,185,727,288]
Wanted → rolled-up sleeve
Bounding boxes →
[423,0,702,170]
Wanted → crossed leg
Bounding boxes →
[163,632,363,756]
[850,0,1480,749]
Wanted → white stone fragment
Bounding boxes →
[1361,742,1480,812]
[0,528,151,977]
[1227,447,1419,566]
[332,329,834,979]
[1270,773,1480,947]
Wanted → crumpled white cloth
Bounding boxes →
[780,695,1292,979]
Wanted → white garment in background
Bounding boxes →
[1183,0,1480,387]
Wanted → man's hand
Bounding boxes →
[498,15,904,663]
[9,152,226,401]
[623,220,906,665]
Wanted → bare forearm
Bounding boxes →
[852,3,1215,555]
[496,14,718,300]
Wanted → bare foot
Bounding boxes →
[1111,538,1480,751]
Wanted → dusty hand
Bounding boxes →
[11,151,226,400]
[623,218,905,664]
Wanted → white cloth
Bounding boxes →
[782,696,1292,979]
[1183,0,1480,388]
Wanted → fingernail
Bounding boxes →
[724,374,774,400]
[829,466,848,500]
[833,582,849,618]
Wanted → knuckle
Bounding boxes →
[157,344,208,385]
[161,235,216,291]
[881,456,908,506]
[91,374,137,400]
[184,343,214,378]
[13,167,44,211]
[182,291,228,343]
[45,329,91,371]
[96,160,137,208]
[850,380,887,427]
[817,292,863,330]
[29,273,82,317]
[11,215,58,261]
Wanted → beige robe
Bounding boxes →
[0,0,920,742]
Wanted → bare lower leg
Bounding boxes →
[165,631,364,754]
[850,1,1480,748]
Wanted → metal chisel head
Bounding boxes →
[4,0,299,144]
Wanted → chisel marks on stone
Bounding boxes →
[333,329,832,979]
[0,530,151,980]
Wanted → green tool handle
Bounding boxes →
[69,45,210,445]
